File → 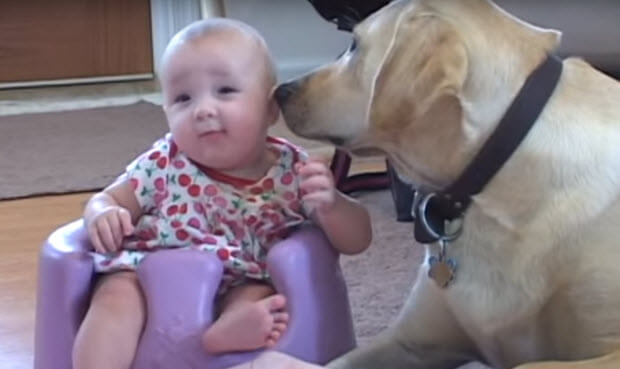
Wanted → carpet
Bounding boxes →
[0,101,326,200]
[342,190,489,369]
[0,102,167,199]
[342,189,420,344]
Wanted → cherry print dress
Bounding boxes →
[91,133,308,293]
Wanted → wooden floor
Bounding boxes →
[0,158,386,369]
[1,192,93,369]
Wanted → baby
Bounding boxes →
[72,18,372,369]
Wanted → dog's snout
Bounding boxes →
[274,81,299,106]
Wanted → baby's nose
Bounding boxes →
[194,98,216,120]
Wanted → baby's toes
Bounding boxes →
[265,330,282,348]
[266,294,287,312]
[272,311,289,324]
[273,322,287,334]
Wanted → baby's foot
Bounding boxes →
[203,294,289,354]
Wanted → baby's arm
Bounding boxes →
[84,175,142,253]
[296,158,372,255]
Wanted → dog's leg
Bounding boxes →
[328,270,478,369]
[513,351,620,369]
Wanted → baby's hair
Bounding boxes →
[161,18,277,87]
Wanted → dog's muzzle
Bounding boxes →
[274,81,300,107]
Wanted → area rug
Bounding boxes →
[342,189,420,344]
[0,101,325,200]
[341,189,488,369]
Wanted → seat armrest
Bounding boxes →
[267,225,357,363]
[34,220,95,369]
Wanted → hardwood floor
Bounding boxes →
[0,159,386,369]
[0,192,92,369]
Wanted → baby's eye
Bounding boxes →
[174,93,191,103]
[218,86,238,94]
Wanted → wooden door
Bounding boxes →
[0,0,153,84]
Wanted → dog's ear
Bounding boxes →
[368,7,468,135]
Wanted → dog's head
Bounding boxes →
[275,0,560,188]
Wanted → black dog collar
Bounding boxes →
[414,54,564,244]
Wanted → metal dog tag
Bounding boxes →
[428,256,456,288]
[428,238,457,288]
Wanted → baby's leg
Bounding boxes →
[202,282,289,354]
[72,271,146,369]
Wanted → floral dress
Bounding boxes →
[92,133,308,293]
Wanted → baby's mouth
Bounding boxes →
[198,129,226,139]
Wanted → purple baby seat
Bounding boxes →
[34,220,356,369]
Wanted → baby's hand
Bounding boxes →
[295,157,337,215]
[87,206,135,253]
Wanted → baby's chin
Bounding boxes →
[189,154,252,173]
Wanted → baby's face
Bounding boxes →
[160,31,276,172]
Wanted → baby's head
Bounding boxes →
[160,19,277,95]
[159,19,279,172]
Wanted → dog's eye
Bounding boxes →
[348,39,358,52]
[336,39,358,59]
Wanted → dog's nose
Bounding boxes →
[274,81,298,106]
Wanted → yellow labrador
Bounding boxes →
[274,0,620,368]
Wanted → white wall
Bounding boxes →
[149,0,619,79]
[149,0,351,82]
[150,0,203,74]
[493,0,620,68]
[224,0,351,82]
